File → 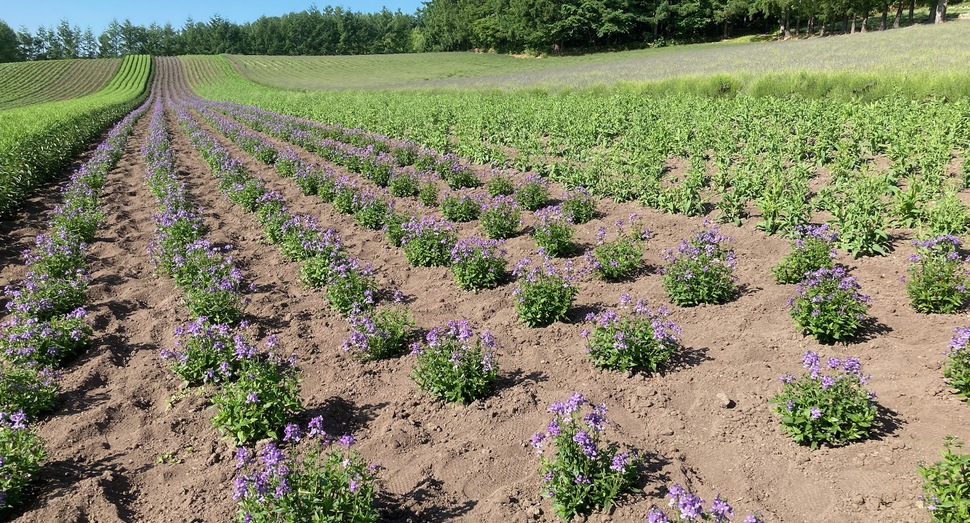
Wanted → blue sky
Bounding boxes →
[3,1,425,33]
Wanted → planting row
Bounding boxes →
[0,93,153,511]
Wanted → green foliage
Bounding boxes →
[583,298,681,374]
[234,437,380,523]
[908,236,970,314]
[0,310,91,367]
[388,171,421,197]
[0,55,151,216]
[772,225,838,284]
[486,175,515,197]
[451,238,507,291]
[480,197,522,240]
[943,328,970,401]
[919,437,970,523]
[790,266,871,344]
[418,181,439,207]
[400,217,457,267]
[325,259,377,316]
[533,206,576,257]
[353,196,391,230]
[661,225,736,307]
[440,193,481,223]
[343,305,415,361]
[561,189,597,224]
[831,173,893,258]
[0,414,46,511]
[211,355,303,445]
[515,177,550,211]
[0,363,58,419]
[513,258,578,328]
[411,320,499,404]
[771,352,876,449]
[531,394,639,522]
[589,219,648,282]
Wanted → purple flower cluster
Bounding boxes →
[644,485,764,523]
[410,319,499,404]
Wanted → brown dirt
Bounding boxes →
[2,58,969,523]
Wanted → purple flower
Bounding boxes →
[810,407,822,419]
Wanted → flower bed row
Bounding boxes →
[0,94,153,511]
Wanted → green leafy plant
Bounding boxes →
[0,364,58,419]
[561,188,597,224]
[486,174,515,197]
[0,411,46,511]
[533,206,576,257]
[450,238,507,291]
[411,319,499,404]
[325,258,377,316]
[513,256,579,328]
[418,181,439,207]
[771,351,876,449]
[944,327,970,400]
[211,353,303,445]
[582,296,681,374]
[234,422,380,523]
[661,224,736,306]
[480,196,521,240]
[342,304,414,361]
[440,193,481,223]
[907,235,970,314]
[772,224,838,284]
[919,437,970,523]
[515,175,550,211]
[790,266,871,344]
[388,170,420,197]
[530,393,639,522]
[401,216,457,267]
[588,217,649,281]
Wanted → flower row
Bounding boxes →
[0,94,153,511]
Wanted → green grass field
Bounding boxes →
[0,58,122,111]
[225,20,970,94]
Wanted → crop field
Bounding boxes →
[0,55,152,216]
[2,24,970,523]
[225,20,970,94]
[0,58,123,111]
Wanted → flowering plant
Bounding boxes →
[4,270,88,321]
[351,192,390,231]
[325,257,377,316]
[944,327,970,400]
[401,216,457,267]
[480,196,522,240]
[589,216,650,281]
[0,410,46,511]
[486,174,515,197]
[343,305,414,361]
[662,224,736,306]
[233,419,380,523]
[533,206,576,257]
[388,170,421,197]
[441,193,481,223]
[211,350,303,445]
[513,256,580,327]
[0,363,58,418]
[161,319,256,385]
[515,174,550,211]
[772,224,838,284]
[770,351,876,449]
[561,188,597,224]
[531,393,639,522]
[0,308,91,367]
[646,485,765,522]
[919,436,970,523]
[411,320,499,404]
[451,238,507,291]
[789,266,870,344]
[907,235,970,314]
[582,295,681,373]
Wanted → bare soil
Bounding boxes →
[2,58,969,523]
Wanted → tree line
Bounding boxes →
[0,0,959,62]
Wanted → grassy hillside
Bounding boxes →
[224,20,970,94]
[0,58,122,111]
